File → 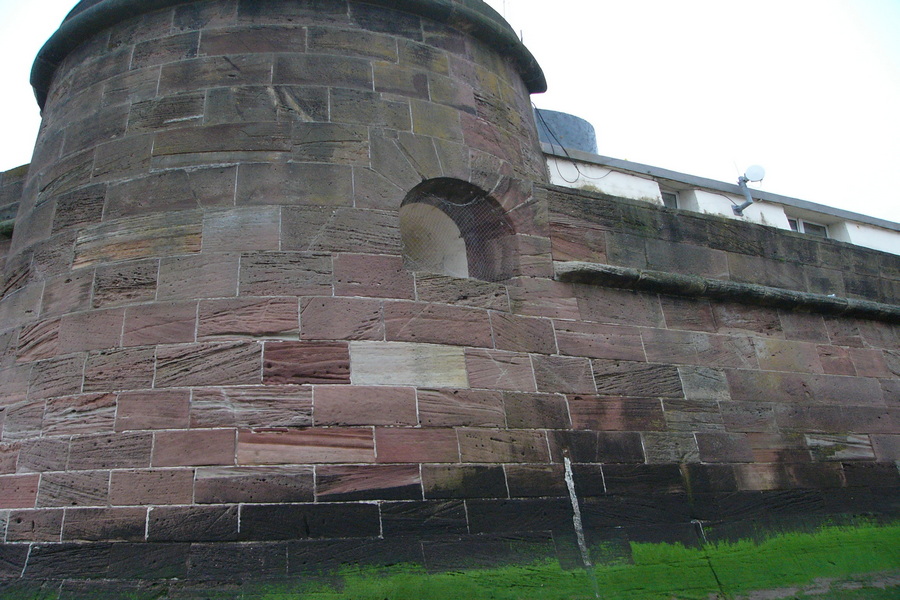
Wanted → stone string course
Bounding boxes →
[0,0,897,589]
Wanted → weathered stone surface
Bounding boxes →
[122,301,198,346]
[384,301,492,347]
[116,389,191,431]
[334,253,415,300]
[659,296,717,333]
[239,252,332,297]
[199,297,298,340]
[57,308,125,354]
[155,341,262,387]
[194,466,314,504]
[27,354,87,400]
[74,212,202,268]
[191,386,312,428]
[16,319,60,362]
[83,347,156,392]
[282,207,400,254]
[300,297,383,341]
[533,355,596,394]
[575,285,665,328]
[36,471,108,507]
[489,312,556,354]
[202,207,280,252]
[314,385,417,426]
[158,253,239,300]
[63,507,148,542]
[43,393,116,436]
[458,429,550,463]
[592,359,684,398]
[415,273,509,310]
[418,388,506,427]
[15,438,69,473]
[201,26,306,55]
[642,329,759,369]
[236,162,353,207]
[240,503,380,540]
[805,434,876,461]
[331,88,411,130]
[0,474,39,509]
[755,339,824,373]
[422,464,508,499]
[662,399,725,432]
[6,508,64,542]
[568,396,666,431]
[642,432,700,463]
[465,349,535,391]
[350,341,468,388]
[127,92,204,134]
[152,429,236,467]
[263,341,351,385]
[148,505,239,542]
[110,469,195,506]
[374,428,459,463]
[238,428,375,464]
[554,321,644,361]
[69,433,153,470]
[316,465,421,501]
[275,53,373,89]
[307,26,397,61]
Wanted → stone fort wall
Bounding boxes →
[0,0,897,594]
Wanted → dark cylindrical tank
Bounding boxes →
[535,108,598,154]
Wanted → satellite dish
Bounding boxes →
[744,165,766,182]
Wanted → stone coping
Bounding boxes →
[555,261,900,324]
[31,0,547,109]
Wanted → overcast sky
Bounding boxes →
[2,0,899,222]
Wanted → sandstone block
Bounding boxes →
[374,428,459,463]
[384,301,492,347]
[314,385,417,426]
[110,469,195,506]
[263,341,351,385]
[199,297,299,340]
[554,321,644,361]
[148,505,239,542]
[533,355,596,394]
[6,508,63,541]
[116,389,191,431]
[239,503,379,541]
[83,347,156,392]
[57,308,125,354]
[642,328,759,369]
[575,286,665,328]
[503,392,571,429]
[158,253,239,301]
[333,253,415,300]
[74,211,202,268]
[464,348,534,391]
[275,53,373,89]
[238,428,375,464]
[236,162,353,207]
[567,396,665,432]
[422,465,508,499]
[202,207,280,252]
[43,393,116,436]
[36,471,109,507]
[159,55,274,95]
[316,464,421,501]
[239,252,333,297]
[27,354,87,400]
[191,386,312,429]
[0,474,39,509]
[122,302,198,346]
[15,438,69,473]
[592,359,684,398]
[194,466,314,504]
[350,341,468,388]
[300,296,383,341]
[69,432,153,470]
[458,429,550,463]
[489,312,556,354]
[417,388,505,427]
[155,341,262,387]
[63,507,148,542]
[201,26,306,55]
[152,429,236,467]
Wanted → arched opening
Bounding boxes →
[400,178,517,282]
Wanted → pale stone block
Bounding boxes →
[349,342,467,388]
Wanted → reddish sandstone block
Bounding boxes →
[83,347,156,392]
[316,465,421,501]
[155,341,262,387]
[568,396,666,431]
[465,349,535,392]
[422,464,508,499]
[711,303,782,337]
[719,402,778,433]
[779,311,830,343]
[532,355,596,394]
[202,207,280,252]
[384,302,492,347]
[817,345,856,376]
[849,348,892,378]
[659,296,717,333]
[458,429,550,463]
[153,429,236,467]
[0,474,39,509]
[642,329,758,369]
[191,386,312,428]
[489,312,556,354]
[199,297,299,340]
[194,466,314,504]
[40,270,93,319]
[62,507,148,542]
[374,428,459,463]
[116,389,191,431]
[263,341,351,385]
[575,286,665,328]
[333,253,415,299]
[415,273,509,311]
[36,471,109,507]
[110,469,195,505]
[16,438,69,473]
[554,321,645,361]
[754,339,824,374]
[92,260,158,308]
[16,319,60,362]
[503,392,571,429]
[69,432,153,470]
[43,393,116,436]
[314,385,417,426]
[238,428,375,464]
[744,433,812,463]
[592,359,684,398]
[123,301,198,346]
[6,509,64,541]
[507,278,579,320]
[1,401,45,441]
[417,388,506,427]
[0,442,19,474]
[238,252,333,297]
[696,433,755,463]
[57,308,125,354]
[300,297,383,341]
[158,253,239,300]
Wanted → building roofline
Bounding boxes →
[32,0,547,110]
[541,142,900,233]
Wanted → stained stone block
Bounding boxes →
[575,285,665,328]
[662,399,725,432]
[533,355,597,394]
[307,26,398,61]
[659,295,717,333]
[642,432,700,463]
[384,301,492,347]
[274,54,373,89]
[159,55,274,95]
[592,359,684,398]
[238,428,375,465]
[194,466,314,504]
[601,464,686,495]
[51,184,107,233]
[6,508,64,542]
[331,88,412,130]
[239,503,380,541]
[411,100,463,141]
[154,122,292,156]
[373,63,430,100]
[202,206,280,252]
[422,465,508,499]
[458,429,550,463]
[239,252,333,297]
[554,321,644,361]
[642,328,759,369]
[158,253,239,301]
[350,341,468,388]
[417,388,505,427]
[148,505,239,542]
[23,543,113,579]
[236,162,352,208]
[282,207,400,254]
[381,500,468,536]
[187,542,289,581]
[110,470,195,506]
[200,26,306,55]
[263,341,351,385]
[567,396,666,432]
[28,354,87,400]
[92,260,159,308]
[127,92,204,133]
[414,273,508,310]
[316,465,421,501]
[805,434,876,461]
[292,122,372,164]
[489,312,556,354]
[696,432,754,463]
[73,211,202,268]
[16,319,60,362]
[63,507,148,542]
[503,392,570,429]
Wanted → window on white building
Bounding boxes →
[788,217,828,238]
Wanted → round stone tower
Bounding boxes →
[1,0,555,583]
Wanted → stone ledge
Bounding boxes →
[555,261,900,324]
